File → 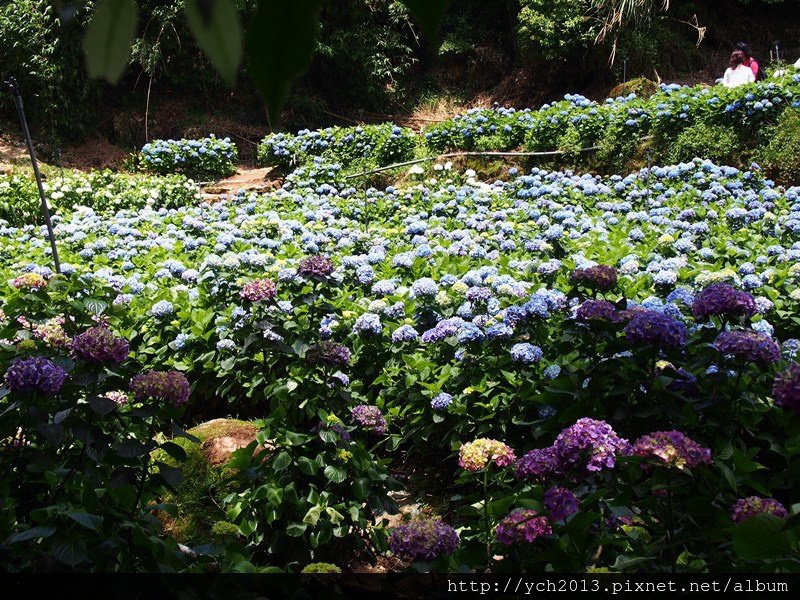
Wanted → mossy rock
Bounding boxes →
[159,418,260,546]
[189,418,260,467]
[609,77,659,100]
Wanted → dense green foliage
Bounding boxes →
[0,0,96,140]
[669,122,743,164]
[757,108,800,182]
[516,0,595,61]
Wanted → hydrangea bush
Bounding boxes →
[140,135,238,181]
[1,170,200,226]
[258,124,417,171]
[0,275,197,571]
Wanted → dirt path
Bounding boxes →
[201,166,282,202]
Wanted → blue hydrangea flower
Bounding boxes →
[511,343,543,364]
[152,300,174,318]
[430,393,453,411]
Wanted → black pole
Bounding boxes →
[4,77,61,274]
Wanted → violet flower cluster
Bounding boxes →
[692,283,756,320]
[130,370,190,406]
[240,278,277,303]
[297,255,335,278]
[495,509,552,545]
[351,404,387,435]
[306,341,352,367]
[631,430,712,470]
[623,310,688,349]
[552,418,632,473]
[543,487,580,521]
[773,363,800,414]
[576,299,618,323]
[570,265,618,291]
[4,356,67,394]
[730,496,788,523]
[714,330,781,364]
[388,518,459,559]
[72,326,130,363]
[514,446,558,478]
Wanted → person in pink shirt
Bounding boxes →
[735,43,763,80]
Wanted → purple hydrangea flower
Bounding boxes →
[623,310,688,349]
[514,447,558,478]
[240,278,277,302]
[4,356,67,394]
[714,330,781,364]
[130,370,190,406]
[71,326,130,363]
[421,318,465,343]
[570,265,618,291]
[466,286,492,303]
[388,518,459,559]
[692,283,756,320]
[730,497,788,523]
[632,430,712,470]
[553,418,631,473]
[495,509,552,545]
[576,299,618,322]
[306,341,352,367]
[297,255,335,278]
[774,363,800,414]
[544,487,580,521]
[351,405,387,435]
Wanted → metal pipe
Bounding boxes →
[4,77,61,274]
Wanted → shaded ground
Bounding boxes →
[59,136,130,171]
[0,133,29,173]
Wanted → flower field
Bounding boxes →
[3,108,800,571]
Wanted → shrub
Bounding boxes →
[516,0,595,62]
[0,174,40,227]
[0,1,96,141]
[140,136,238,181]
[0,170,200,226]
[756,108,800,184]
[258,124,417,172]
[0,273,194,570]
[669,122,742,165]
